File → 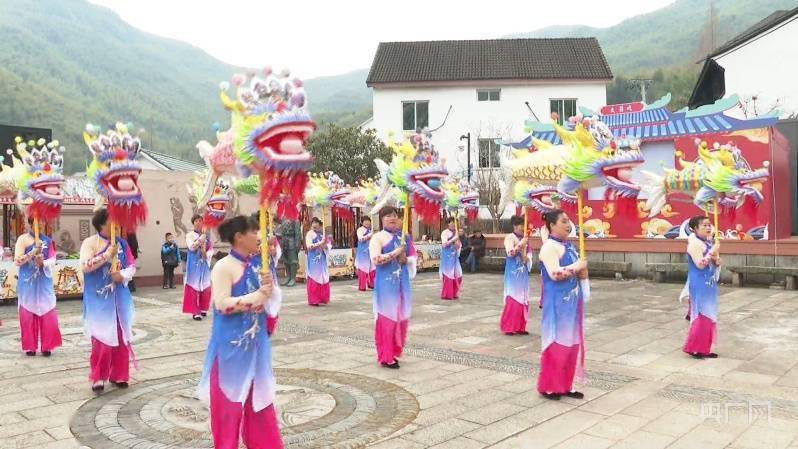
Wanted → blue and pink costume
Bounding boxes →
[439,229,462,300]
[305,230,330,305]
[500,232,532,333]
[198,250,282,449]
[183,230,212,316]
[683,236,719,356]
[372,231,417,364]
[537,236,584,395]
[82,235,136,383]
[16,233,62,354]
[355,226,375,291]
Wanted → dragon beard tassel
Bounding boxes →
[332,205,354,223]
[27,203,62,223]
[466,208,478,223]
[260,169,309,220]
[202,213,225,230]
[107,202,148,232]
[412,195,441,225]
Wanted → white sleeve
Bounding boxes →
[407,255,418,279]
[120,265,137,285]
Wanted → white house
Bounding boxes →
[690,7,798,118]
[365,38,612,179]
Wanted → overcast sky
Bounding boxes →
[90,0,674,79]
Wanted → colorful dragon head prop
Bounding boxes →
[442,178,480,223]
[371,130,448,223]
[84,122,147,230]
[641,139,770,216]
[220,67,315,220]
[188,173,231,229]
[512,181,559,215]
[13,137,65,222]
[304,172,353,220]
[500,119,644,212]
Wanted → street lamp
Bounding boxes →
[459,132,471,183]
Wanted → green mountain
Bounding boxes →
[0,0,371,173]
[1,0,795,173]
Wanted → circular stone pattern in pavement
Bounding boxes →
[70,368,420,449]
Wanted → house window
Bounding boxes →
[477,89,501,102]
[478,138,501,169]
[402,101,429,131]
[550,99,577,124]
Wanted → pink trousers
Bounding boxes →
[19,308,62,353]
[537,342,580,394]
[357,269,375,291]
[183,285,211,315]
[209,361,283,449]
[306,278,330,305]
[500,298,528,333]
[683,314,716,355]
[440,275,461,300]
[89,322,131,383]
[374,314,408,364]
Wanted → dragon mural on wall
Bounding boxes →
[641,139,770,217]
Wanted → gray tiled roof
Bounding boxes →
[708,6,798,58]
[139,149,205,172]
[366,38,613,85]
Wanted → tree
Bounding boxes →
[306,124,391,185]
[473,167,503,233]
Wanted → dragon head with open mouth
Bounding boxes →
[443,178,480,223]
[305,172,353,221]
[189,173,231,229]
[221,67,315,220]
[84,122,147,230]
[372,130,448,223]
[14,137,65,222]
[512,181,560,214]
[555,122,645,201]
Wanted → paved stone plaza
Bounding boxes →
[0,272,797,449]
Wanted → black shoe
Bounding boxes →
[689,352,704,359]
[393,358,400,367]
[91,382,104,392]
[685,314,690,320]
[111,381,129,388]
[565,391,584,399]
[381,361,400,369]
[25,351,35,356]
[201,312,207,317]
[541,392,561,400]
[516,331,530,335]
[504,332,515,336]
[170,285,176,289]
[705,353,718,358]
[192,315,202,321]
[41,351,51,357]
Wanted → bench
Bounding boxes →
[646,262,688,283]
[588,261,632,280]
[727,266,798,290]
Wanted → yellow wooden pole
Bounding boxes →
[401,203,409,239]
[576,189,586,260]
[523,206,528,236]
[110,223,119,271]
[33,216,40,246]
[713,198,719,242]
[259,205,268,274]
[454,211,459,235]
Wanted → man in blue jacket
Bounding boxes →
[161,232,182,289]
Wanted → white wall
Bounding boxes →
[716,16,798,118]
[369,81,608,177]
